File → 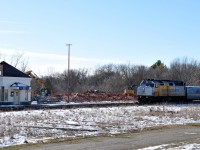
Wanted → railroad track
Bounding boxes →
[2,100,199,111]
[0,101,137,111]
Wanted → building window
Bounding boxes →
[11,91,14,97]
[4,90,8,101]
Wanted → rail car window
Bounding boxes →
[169,83,173,86]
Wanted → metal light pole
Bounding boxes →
[66,44,72,103]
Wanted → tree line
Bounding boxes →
[30,57,200,95]
[3,54,198,94]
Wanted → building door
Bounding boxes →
[14,90,20,105]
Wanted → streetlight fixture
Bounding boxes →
[66,44,72,103]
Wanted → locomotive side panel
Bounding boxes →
[172,86,185,96]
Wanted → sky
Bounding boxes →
[0,0,200,76]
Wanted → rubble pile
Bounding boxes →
[62,90,137,102]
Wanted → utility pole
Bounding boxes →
[66,44,72,103]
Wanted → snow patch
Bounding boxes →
[0,105,200,148]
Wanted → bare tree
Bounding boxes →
[9,51,29,72]
[10,52,23,67]
[169,57,199,85]
[20,58,29,72]
[34,58,200,96]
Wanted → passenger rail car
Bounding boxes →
[186,86,200,102]
[136,79,195,104]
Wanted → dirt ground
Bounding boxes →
[17,124,200,150]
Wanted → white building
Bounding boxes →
[0,61,31,105]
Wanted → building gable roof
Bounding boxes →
[0,61,30,78]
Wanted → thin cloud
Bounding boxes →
[0,48,124,75]
[0,30,26,33]
[0,20,17,24]
[0,48,123,64]
[24,50,123,64]
[0,20,26,34]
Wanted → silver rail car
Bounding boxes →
[186,86,200,102]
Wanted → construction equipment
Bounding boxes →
[124,85,137,96]
[26,70,51,97]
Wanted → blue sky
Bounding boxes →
[0,0,200,75]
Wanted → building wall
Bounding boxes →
[0,77,31,104]
[1,77,31,87]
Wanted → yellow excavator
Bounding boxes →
[124,85,137,96]
[26,70,50,97]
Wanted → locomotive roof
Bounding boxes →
[186,86,200,88]
[143,79,185,85]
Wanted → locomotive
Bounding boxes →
[137,79,200,104]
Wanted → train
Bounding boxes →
[137,79,200,104]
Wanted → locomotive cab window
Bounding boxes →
[140,80,146,86]
[146,83,154,87]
